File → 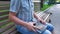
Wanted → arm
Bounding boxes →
[9,12,28,27]
[34,12,46,24]
[9,12,37,32]
[9,0,28,27]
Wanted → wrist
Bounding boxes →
[23,22,28,27]
[37,18,41,21]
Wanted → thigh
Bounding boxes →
[42,30,51,34]
[46,23,54,32]
[16,31,22,34]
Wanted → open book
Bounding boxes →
[33,18,47,33]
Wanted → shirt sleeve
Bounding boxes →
[10,0,21,13]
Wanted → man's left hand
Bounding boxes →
[37,18,46,24]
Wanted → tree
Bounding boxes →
[48,0,52,5]
[40,0,44,8]
[53,0,56,4]
[48,0,56,5]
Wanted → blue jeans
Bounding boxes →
[46,23,54,32]
[42,30,51,34]
[20,30,51,34]
[17,23,54,34]
[42,23,54,34]
[36,23,54,34]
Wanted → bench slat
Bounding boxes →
[0,20,9,26]
[42,14,48,20]
[0,23,15,33]
[37,12,46,18]
[2,26,16,34]
[40,13,46,17]
[0,6,9,10]
[44,14,50,22]
[10,30,17,34]
[38,12,51,22]
[0,15,8,20]
[0,11,9,16]
[37,12,43,16]
[37,12,46,17]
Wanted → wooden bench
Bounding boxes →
[0,11,52,34]
[0,10,17,34]
[0,6,9,10]
[37,11,52,23]
[0,4,17,34]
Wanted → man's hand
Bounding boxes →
[38,18,46,24]
[25,22,37,32]
[34,13,46,24]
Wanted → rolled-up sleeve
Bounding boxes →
[10,0,21,13]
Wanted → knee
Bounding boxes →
[46,23,54,32]
[43,30,52,34]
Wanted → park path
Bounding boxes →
[47,4,60,34]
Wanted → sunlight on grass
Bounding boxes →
[41,4,50,11]
[41,4,53,11]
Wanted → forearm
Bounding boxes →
[34,13,39,19]
[9,12,28,27]
[34,13,46,24]
[34,13,44,21]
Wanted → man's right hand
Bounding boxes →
[25,22,37,32]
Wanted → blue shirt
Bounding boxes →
[10,0,35,34]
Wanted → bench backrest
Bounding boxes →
[0,4,17,34]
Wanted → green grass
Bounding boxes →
[41,4,53,11]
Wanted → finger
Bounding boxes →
[32,28,36,32]
[33,26,40,30]
[33,26,42,30]
[33,26,37,29]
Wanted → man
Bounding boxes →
[9,0,54,34]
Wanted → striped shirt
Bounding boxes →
[10,0,35,34]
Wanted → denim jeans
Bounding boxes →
[42,30,51,34]
[16,18,54,34]
[17,30,51,34]
[17,23,54,34]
